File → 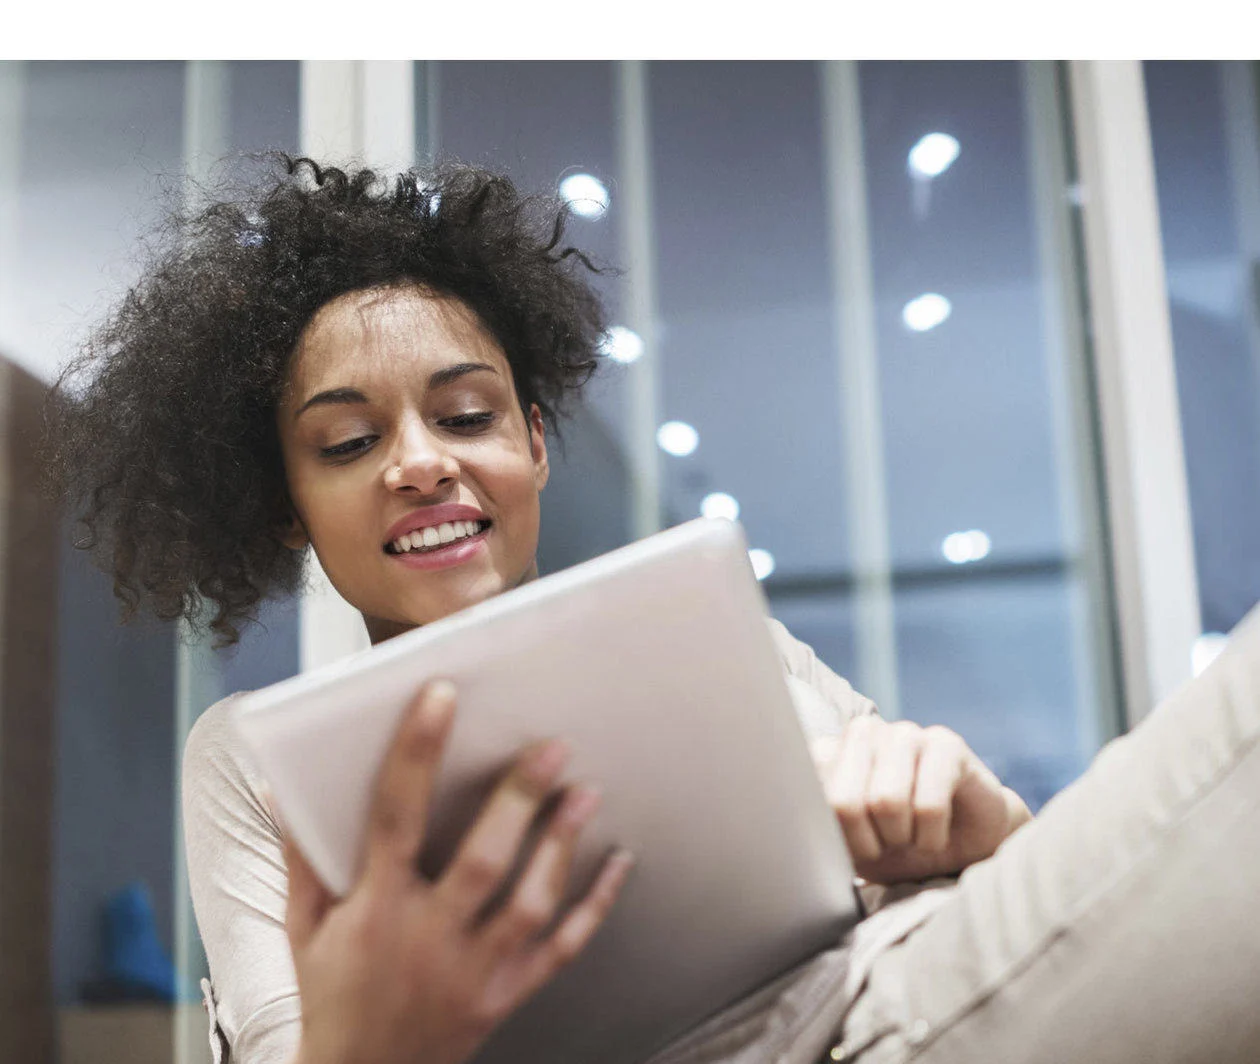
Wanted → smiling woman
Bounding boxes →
[42,156,646,1064]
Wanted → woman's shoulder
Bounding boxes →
[184,692,252,780]
[182,691,277,832]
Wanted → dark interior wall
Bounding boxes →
[0,358,59,1062]
[51,535,176,1005]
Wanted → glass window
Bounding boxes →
[648,61,854,591]
[647,61,1116,808]
[1145,61,1260,644]
[859,61,1114,802]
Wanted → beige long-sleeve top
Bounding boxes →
[182,619,906,1064]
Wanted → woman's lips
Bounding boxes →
[387,526,489,570]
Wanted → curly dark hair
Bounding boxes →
[45,154,609,646]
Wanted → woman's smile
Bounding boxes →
[388,527,489,570]
[383,503,493,570]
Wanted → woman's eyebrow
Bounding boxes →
[428,361,498,389]
[294,363,498,420]
[294,386,367,420]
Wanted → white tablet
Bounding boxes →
[233,517,858,1064]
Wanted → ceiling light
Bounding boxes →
[559,173,609,219]
[908,132,960,179]
[701,492,740,521]
[656,420,699,457]
[748,548,776,581]
[597,325,643,364]
[902,293,952,332]
[941,529,991,565]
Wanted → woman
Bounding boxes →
[49,157,1260,1064]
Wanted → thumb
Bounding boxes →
[949,757,1012,859]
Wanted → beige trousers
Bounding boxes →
[836,603,1260,1064]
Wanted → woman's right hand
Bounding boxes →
[283,680,634,1064]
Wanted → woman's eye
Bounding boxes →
[320,436,376,459]
[441,411,496,432]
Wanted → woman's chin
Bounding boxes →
[367,581,508,641]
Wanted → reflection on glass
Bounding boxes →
[701,491,740,521]
[559,171,610,218]
[656,419,699,457]
[941,529,993,565]
[907,131,961,179]
[598,324,644,364]
[901,291,952,332]
[749,547,777,581]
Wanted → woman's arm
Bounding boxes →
[182,696,303,1064]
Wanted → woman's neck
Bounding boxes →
[363,559,541,646]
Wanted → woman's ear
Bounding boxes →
[529,405,550,491]
[279,513,309,552]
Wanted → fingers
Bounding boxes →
[284,832,333,953]
[437,738,571,923]
[518,848,635,989]
[912,727,968,854]
[481,784,602,955]
[826,716,882,865]
[827,719,974,875]
[866,721,922,849]
[364,680,457,889]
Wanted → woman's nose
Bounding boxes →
[383,423,459,495]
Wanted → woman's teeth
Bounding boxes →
[390,520,486,555]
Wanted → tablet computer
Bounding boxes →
[232,517,858,1064]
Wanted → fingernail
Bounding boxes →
[427,679,456,703]
[529,739,571,779]
[420,681,456,725]
[611,848,636,874]
[562,785,602,827]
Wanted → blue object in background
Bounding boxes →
[80,881,178,1003]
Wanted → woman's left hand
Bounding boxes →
[811,717,1033,885]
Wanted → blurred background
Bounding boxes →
[0,59,1257,1062]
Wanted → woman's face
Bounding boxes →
[276,285,549,643]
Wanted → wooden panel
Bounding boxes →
[0,356,58,1064]
[59,1004,186,1064]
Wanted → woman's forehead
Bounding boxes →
[286,286,507,396]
